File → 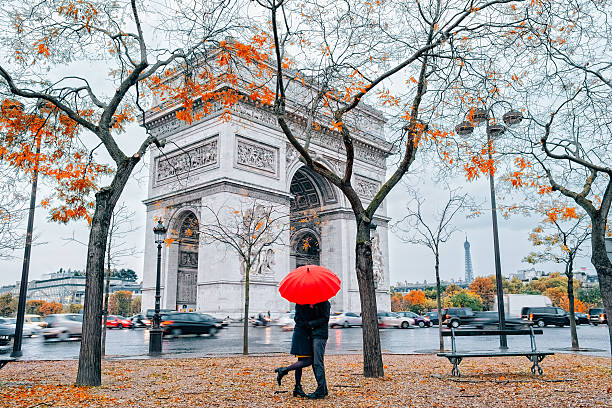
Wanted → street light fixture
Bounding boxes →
[149,219,167,355]
[455,106,523,350]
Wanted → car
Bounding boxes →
[442,307,477,328]
[396,311,432,328]
[0,317,15,346]
[574,312,590,325]
[0,317,38,337]
[24,314,48,329]
[106,315,134,329]
[145,309,176,319]
[588,308,608,325]
[471,311,531,329]
[329,312,362,328]
[424,311,440,326]
[129,314,151,328]
[199,313,227,328]
[41,314,82,341]
[521,306,570,327]
[160,312,221,337]
[276,312,295,331]
[377,312,414,329]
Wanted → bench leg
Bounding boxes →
[528,355,544,375]
[448,357,462,377]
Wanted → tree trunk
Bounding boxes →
[435,253,443,352]
[243,263,250,355]
[590,220,612,373]
[566,261,579,351]
[76,158,138,386]
[355,221,384,378]
[101,217,113,359]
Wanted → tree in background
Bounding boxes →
[192,198,287,355]
[450,290,483,311]
[469,277,496,310]
[65,304,84,314]
[39,301,63,316]
[25,300,45,315]
[108,291,133,317]
[130,296,141,315]
[0,293,17,316]
[112,269,138,282]
[404,290,427,314]
[578,287,602,307]
[394,188,469,352]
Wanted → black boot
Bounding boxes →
[307,387,328,399]
[274,367,289,386]
[293,384,307,397]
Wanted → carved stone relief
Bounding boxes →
[156,138,218,184]
[235,135,278,177]
[372,232,384,287]
[354,175,380,200]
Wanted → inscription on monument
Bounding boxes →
[156,137,218,183]
[235,135,278,177]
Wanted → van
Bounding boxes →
[588,308,608,325]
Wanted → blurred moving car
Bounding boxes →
[443,307,477,328]
[41,314,82,341]
[25,314,48,329]
[588,308,608,325]
[377,312,414,328]
[329,312,362,328]
[521,306,570,327]
[396,311,432,328]
[1,318,38,337]
[199,313,227,328]
[161,312,221,337]
[275,312,295,331]
[574,312,589,325]
[471,311,531,329]
[106,315,134,329]
[129,314,151,328]
[424,311,440,326]
[0,317,15,346]
[145,309,175,319]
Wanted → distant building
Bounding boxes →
[4,270,141,305]
[508,268,545,282]
[464,237,474,284]
[393,279,469,294]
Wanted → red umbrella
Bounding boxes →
[279,265,341,304]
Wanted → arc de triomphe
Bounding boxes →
[141,92,392,317]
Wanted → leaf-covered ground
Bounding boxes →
[0,354,610,407]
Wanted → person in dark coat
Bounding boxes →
[306,300,330,399]
[274,304,314,397]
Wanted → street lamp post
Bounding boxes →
[149,219,167,355]
[456,107,523,350]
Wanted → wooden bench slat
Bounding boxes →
[441,329,543,336]
[438,352,554,358]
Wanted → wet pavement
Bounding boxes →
[3,323,609,360]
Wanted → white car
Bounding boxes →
[41,314,83,341]
[329,312,362,328]
[377,312,415,329]
[0,317,38,337]
[276,312,295,331]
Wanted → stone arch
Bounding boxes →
[286,164,337,207]
[290,228,321,268]
[173,211,199,312]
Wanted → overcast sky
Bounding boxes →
[0,127,596,288]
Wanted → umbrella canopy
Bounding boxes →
[279,265,341,304]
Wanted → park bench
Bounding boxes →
[437,327,554,377]
[0,356,16,370]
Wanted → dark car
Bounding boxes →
[588,308,608,325]
[160,312,221,337]
[199,313,227,328]
[521,306,569,327]
[396,311,432,328]
[425,311,440,325]
[574,312,590,325]
[442,307,477,328]
[471,311,531,329]
[0,317,15,347]
[145,309,176,319]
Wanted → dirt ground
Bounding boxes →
[0,354,610,407]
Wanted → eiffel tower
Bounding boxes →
[464,236,474,283]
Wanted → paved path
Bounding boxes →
[3,323,609,360]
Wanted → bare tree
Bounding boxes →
[0,165,27,259]
[524,201,590,350]
[251,0,526,377]
[193,198,288,355]
[393,187,470,352]
[0,0,245,385]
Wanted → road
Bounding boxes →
[3,323,610,360]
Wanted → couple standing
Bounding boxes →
[274,300,330,399]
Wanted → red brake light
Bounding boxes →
[161,320,173,326]
[445,314,450,319]
[529,313,533,320]
[602,314,605,319]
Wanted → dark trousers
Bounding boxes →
[312,338,328,394]
[286,357,313,385]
